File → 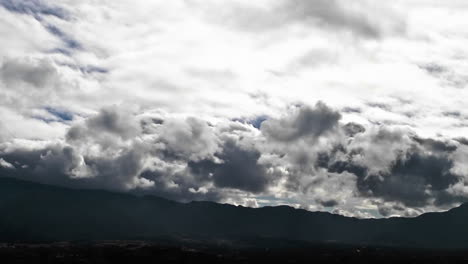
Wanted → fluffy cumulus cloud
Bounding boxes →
[1,0,468,218]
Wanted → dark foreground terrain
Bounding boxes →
[1,241,468,264]
[2,177,468,263]
[3,177,468,249]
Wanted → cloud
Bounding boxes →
[197,0,405,38]
[0,158,14,169]
[261,102,341,142]
[357,148,458,207]
[0,57,59,89]
[342,122,366,137]
[158,117,219,161]
[1,102,468,217]
[0,0,68,19]
[189,139,271,193]
[45,25,82,51]
[280,0,404,38]
[0,143,83,186]
[316,128,464,208]
[419,62,468,89]
[67,106,141,141]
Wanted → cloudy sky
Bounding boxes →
[2,0,468,218]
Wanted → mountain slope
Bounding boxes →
[0,177,467,248]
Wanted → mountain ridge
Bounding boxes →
[1,176,467,249]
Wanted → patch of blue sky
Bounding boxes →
[44,106,74,122]
[232,115,268,129]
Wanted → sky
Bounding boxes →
[1,0,468,218]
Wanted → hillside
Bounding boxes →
[1,177,467,248]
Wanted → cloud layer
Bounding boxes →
[2,103,468,218]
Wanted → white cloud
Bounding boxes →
[0,158,14,169]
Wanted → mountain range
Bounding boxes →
[1,177,467,249]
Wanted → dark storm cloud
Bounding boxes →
[4,108,221,202]
[3,101,468,216]
[317,129,463,208]
[0,107,266,201]
[1,110,149,192]
[261,101,341,142]
[0,144,83,187]
[0,143,150,192]
[327,160,368,180]
[357,150,459,207]
[189,140,270,193]
[81,148,145,189]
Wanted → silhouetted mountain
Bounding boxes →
[1,177,467,248]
